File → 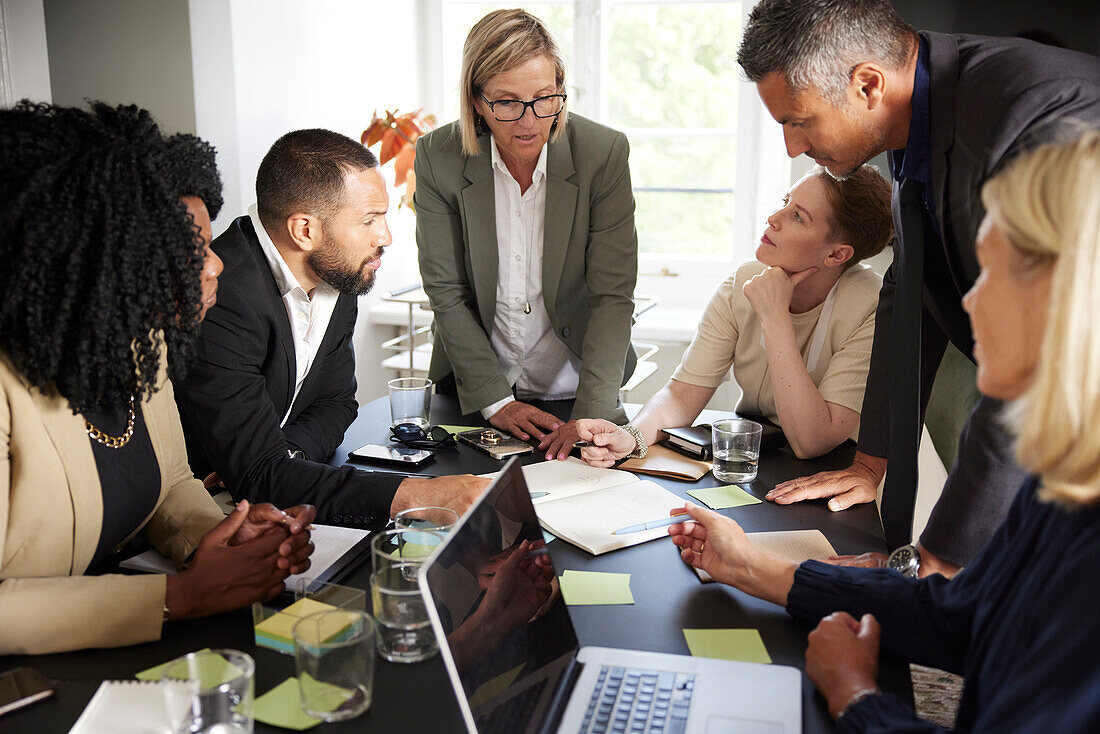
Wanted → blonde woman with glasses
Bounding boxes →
[415,9,638,459]
[667,131,1100,731]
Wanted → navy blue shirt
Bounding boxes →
[787,476,1100,732]
[889,37,941,239]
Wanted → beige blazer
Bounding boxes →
[415,114,638,422]
[0,351,224,654]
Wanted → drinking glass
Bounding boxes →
[387,377,432,428]
[292,610,375,722]
[162,649,254,734]
[370,566,438,663]
[394,506,460,533]
[711,418,763,484]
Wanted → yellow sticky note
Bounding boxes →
[686,485,762,510]
[469,662,526,710]
[253,678,323,730]
[255,598,339,642]
[559,570,634,606]
[437,424,483,437]
[135,647,212,681]
[682,629,772,664]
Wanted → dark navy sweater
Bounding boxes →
[787,475,1100,732]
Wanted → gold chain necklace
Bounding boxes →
[84,395,136,449]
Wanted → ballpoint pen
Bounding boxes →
[612,510,691,535]
[529,491,549,499]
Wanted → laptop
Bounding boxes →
[419,458,802,734]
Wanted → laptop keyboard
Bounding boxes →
[579,666,695,734]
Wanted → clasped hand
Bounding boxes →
[166,500,316,620]
[743,266,817,325]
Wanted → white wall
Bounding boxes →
[43,0,196,134]
[188,0,425,405]
[0,0,52,104]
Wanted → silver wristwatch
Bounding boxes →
[886,544,921,578]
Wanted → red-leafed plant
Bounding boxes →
[362,109,436,210]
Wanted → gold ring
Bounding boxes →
[699,541,706,552]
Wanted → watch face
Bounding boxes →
[888,547,918,575]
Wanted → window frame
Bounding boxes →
[426,0,791,308]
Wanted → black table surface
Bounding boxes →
[0,396,909,733]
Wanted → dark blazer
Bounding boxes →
[860,32,1100,554]
[414,113,638,422]
[175,216,401,528]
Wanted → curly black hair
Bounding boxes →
[0,100,223,415]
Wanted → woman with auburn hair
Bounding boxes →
[0,101,315,654]
[579,164,892,464]
[668,131,1100,731]
[415,9,638,458]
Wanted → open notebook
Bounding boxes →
[520,459,687,555]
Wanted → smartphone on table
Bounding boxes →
[348,443,435,468]
[0,667,56,716]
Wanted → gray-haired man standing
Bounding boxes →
[737,0,1100,575]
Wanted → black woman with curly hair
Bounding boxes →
[0,101,316,654]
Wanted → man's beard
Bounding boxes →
[307,233,377,296]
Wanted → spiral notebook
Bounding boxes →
[69,680,166,734]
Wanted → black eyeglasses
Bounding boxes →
[390,423,457,450]
[479,92,566,122]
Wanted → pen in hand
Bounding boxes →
[612,509,691,535]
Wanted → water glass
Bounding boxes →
[388,377,432,428]
[162,649,254,734]
[711,418,763,484]
[371,527,443,576]
[370,567,438,663]
[292,610,375,722]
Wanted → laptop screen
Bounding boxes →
[423,459,580,734]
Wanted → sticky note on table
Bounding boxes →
[135,648,212,681]
[254,678,322,730]
[686,485,762,510]
[560,570,634,605]
[683,629,772,664]
[438,424,483,436]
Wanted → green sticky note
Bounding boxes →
[148,651,245,689]
[135,647,212,681]
[559,570,634,606]
[437,424,483,437]
[253,677,322,730]
[686,485,762,510]
[683,629,772,664]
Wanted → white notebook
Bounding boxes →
[520,459,687,555]
[69,680,166,734]
[120,523,368,590]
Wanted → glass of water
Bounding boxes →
[711,418,763,484]
[387,377,432,428]
[370,528,441,663]
[162,649,254,734]
[292,610,375,722]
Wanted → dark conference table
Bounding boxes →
[0,395,909,733]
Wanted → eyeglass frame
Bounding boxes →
[478,92,567,122]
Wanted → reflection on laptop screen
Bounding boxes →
[424,461,578,734]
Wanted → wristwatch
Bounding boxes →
[886,544,921,578]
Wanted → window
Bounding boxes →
[432,0,790,306]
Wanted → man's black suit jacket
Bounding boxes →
[175,215,401,528]
[860,32,1100,559]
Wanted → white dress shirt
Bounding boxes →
[482,138,582,419]
[248,205,340,426]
